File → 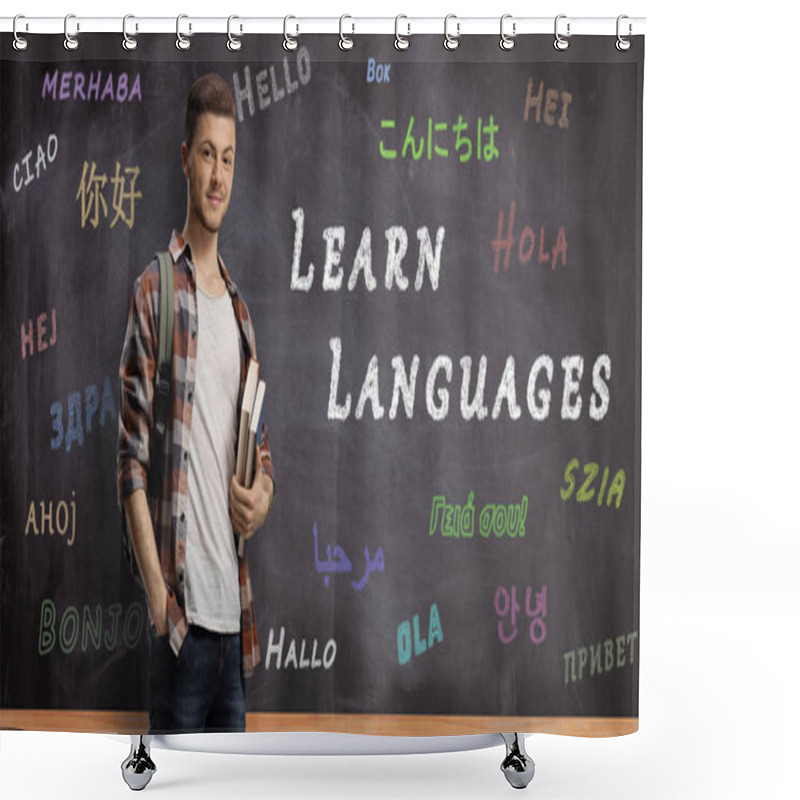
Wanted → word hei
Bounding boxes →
[50,376,116,453]
[76,161,142,230]
[397,603,443,665]
[430,492,528,539]
[42,71,142,103]
[20,307,57,360]
[495,585,547,645]
[492,200,567,274]
[523,78,573,128]
[380,115,499,163]
[12,134,58,193]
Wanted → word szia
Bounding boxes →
[397,602,443,665]
[561,458,626,509]
[39,599,147,656]
[563,631,638,685]
[430,492,528,539]
[523,79,573,128]
[495,584,547,645]
[492,200,567,273]
[264,627,337,670]
[329,338,612,423]
[42,71,142,103]
[76,161,142,231]
[366,58,391,83]
[25,493,77,547]
[380,115,499,162]
[21,307,57,360]
[12,133,58,193]
[50,376,116,453]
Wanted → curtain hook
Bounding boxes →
[13,15,29,51]
[176,14,191,51]
[444,14,460,51]
[616,15,632,51]
[283,15,298,51]
[500,14,516,51]
[395,14,410,51]
[339,14,354,50]
[227,15,242,51]
[554,14,570,51]
[64,13,79,51]
[122,15,138,51]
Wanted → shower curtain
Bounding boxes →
[0,28,643,736]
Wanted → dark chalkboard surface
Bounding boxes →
[1,33,643,734]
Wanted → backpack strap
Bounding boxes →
[154,252,174,441]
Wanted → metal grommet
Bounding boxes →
[554,14,570,51]
[395,14,410,51]
[122,14,138,51]
[64,13,79,51]
[616,15,632,51]
[227,15,241,51]
[500,14,515,51]
[283,15,298,51]
[444,14,460,51]
[176,14,191,51]
[339,14,354,50]
[13,15,28,51]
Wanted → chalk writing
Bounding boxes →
[232,49,312,122]
[12,134,58,193]
[561,458,625,509]
[312,522,385,590]
[397,603,443,665]
[20,307,57,360]
[492,200,567,274]
[264,627,337,670]
[495,585,547,645]
[429,492,528,539]
[25,493,77,547]
[76,161,142,230]
[563,631,638,685]
[366,58,392,83]
[523,79,572,128]
[42,71,142,103]
[380,114,499,162]
[50,376,116,453]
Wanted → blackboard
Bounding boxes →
[1,33,643,733]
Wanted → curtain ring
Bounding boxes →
[395,15,410,51]
[616,15,632,51]
[122,15,138,51]
[176,14,191,51]
[283,15,298,51]
[64,13,79,51]
[444,14,460,51]
[13,15,28,51]
[227,15,242,51]
[554,14,570,51]
[500,14,515,51]
[339,14,354,50]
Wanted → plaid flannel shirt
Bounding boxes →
[117,230,274,677]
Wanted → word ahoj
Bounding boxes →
[563,631,638,685]
[492,200,567,274]
[42,71,142,103]
[495,584,547,645]
[264,626,337,671]
[232,48,312,122]
[523,78,573,128]
[380,114,499,163]
[366,58,392,83]
[20,307,57,360]
[561,458,626,509]
[313,522,385,591]
[429,492,529,539]
[50,376,116,453]
[397,602,443,665]
[76,161,142,231]
[12,133,58,193]
[39,599,147,656]
[25,492,77,547]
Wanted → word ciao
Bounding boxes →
[397,602,443,665]
[77,161,142,231]
[563,631,638,685]
[12,134,58,193]
[366,58,392,83]
[329,338,612,423]
[50,376,116,452]
[561,458,626,509]
[25,493,77,547]
[495,585,547,645]
[264,626,337,670]
[42,71,142,103]
[313,522,385,591]
[380,115,499,163]
[21,307,57,360]
[430,492,528,539]
[523,78,573,128]
[39,599,147,656]
[232,48,312,123]
[492,200,567,274]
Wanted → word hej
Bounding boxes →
[561,458,626,509]
[493,200,567,274]
[264,627,337,671]
[380,115,499,163]
[397,603,443,666]
[25,493,77,547]
[50,376,115,453]
[495,585,547,646]
[313,522,385,591]
[523,79,573,128]
[20,307,57,360]
[76,161,142,231]
[231,47,311,123]
[564,631,638,685]
[366,58,391,83]
[42,70,142,103]
[39,598,147,656]
[430,492,528,539]
[12,133,57,193]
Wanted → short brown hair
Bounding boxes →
[184,73,236,151]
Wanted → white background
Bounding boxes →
[2,1,799,798]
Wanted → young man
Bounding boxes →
[117,73,274,733]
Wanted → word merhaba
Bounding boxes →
[523,79,573,128]
[12,134,58,193]
[563,631,638,685]
[329,338,611,423]
[20,307,57,360]
[290,207,445,293]
[397,603,443,665]
[50,376,116,452]
[25,493,77,547]
[38,599,147,656]
[430,492,529,539]
[42,71,142,103]
[561,458,626,509]
[264,627,337,670]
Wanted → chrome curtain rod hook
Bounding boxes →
[339,14,354,50]
[283,15,298,51]
[554,14,570,51]
[616,14,632,51]
[500,14,516,50]
[176,14,191,50]
[444,13,460,51]
[122,14,138,51]
[13,14,28,51]
[227,15,242,51]
[64,13,79,51]
[395,14,410,50]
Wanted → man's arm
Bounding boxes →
[230,457,274,540]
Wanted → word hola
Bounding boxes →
[42,70,142,103]
[76,161,142,230]
[25,492,77,547]
[397,602,443,665]
[50,376,116,453]
[232,49,312,122]
[492,200,567,273]
[264,626,337,670]
[13,133,58,193]
[523,78,573,128]
[380,114,499,163]
[561,458,626,509]
[20,307,57,360]
[564,631,638,685]
[429,492,528,539]
[366,58,392,83]
[495,585,547,645]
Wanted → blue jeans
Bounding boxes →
[148,624,246,734]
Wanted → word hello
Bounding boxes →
[523,79,573,128]
[25,493,77,547]
[39,599,147,656]
[430,492,529,539]
[42,71,142,103]
[564,631,638,685]
[561,458,626,509]
[397,602,443,665]
[492,200,567,274]
[264,626,337,670]
[20,307,57,360]
[50,376,116,453]
[12,133,58,193]
[366,58,392,83]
